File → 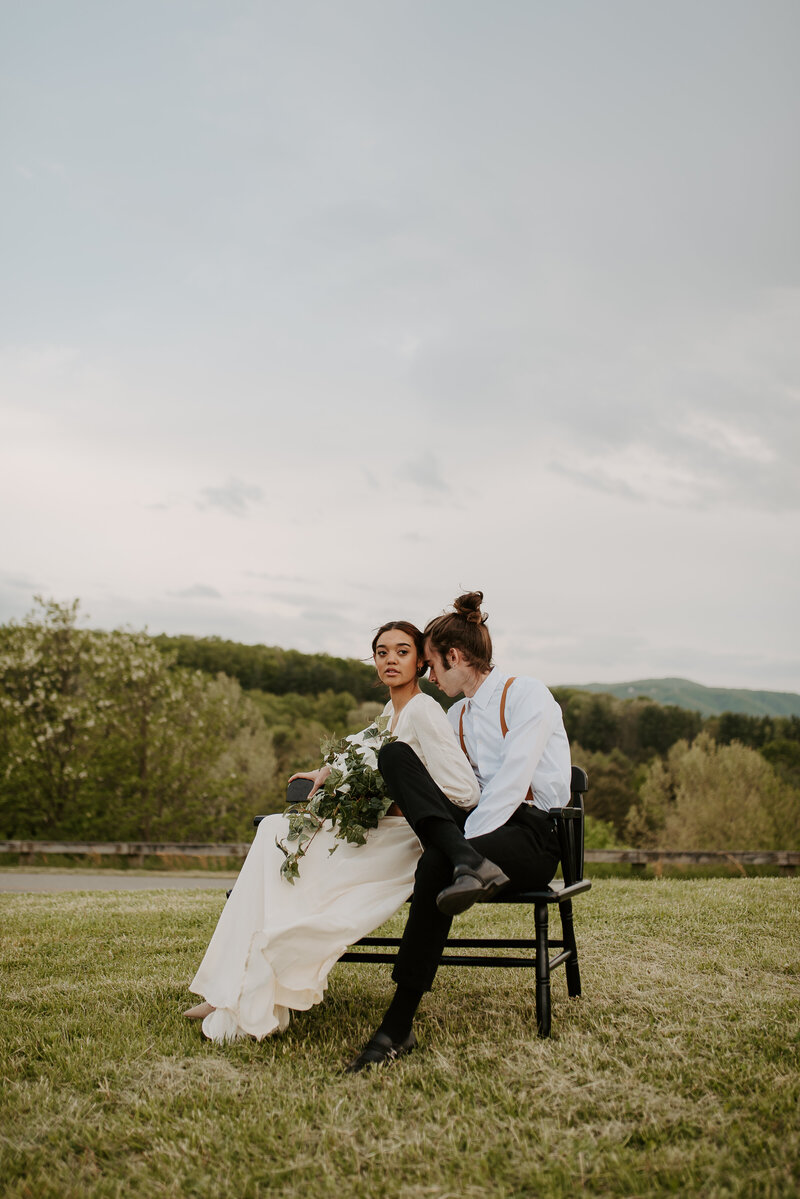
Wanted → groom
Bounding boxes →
[346,590,571,1073]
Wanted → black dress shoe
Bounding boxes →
[436,858,511,916]
[344,1029,417,1074]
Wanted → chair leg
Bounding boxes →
[559,897,582,998]
[534,900,551,1038]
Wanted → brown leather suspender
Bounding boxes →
[499,676,514,735]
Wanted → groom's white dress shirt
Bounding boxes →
[448,668,571,839]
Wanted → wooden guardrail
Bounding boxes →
[586,848,799,875]
[0,840,251,863]
[1,842,798,873]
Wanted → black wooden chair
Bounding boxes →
[255,767,590,1037]
[336,765,591,1037]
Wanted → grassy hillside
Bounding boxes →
[2,881,797,1197]
[567,677,800,718]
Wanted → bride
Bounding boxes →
[184,620,479,1043]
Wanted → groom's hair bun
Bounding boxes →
[453,591,488,625]
[424,590,493,672]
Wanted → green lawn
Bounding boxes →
[1,879,798,1198]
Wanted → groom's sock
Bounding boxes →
[377,984,425,1044]
[417,817,484,871]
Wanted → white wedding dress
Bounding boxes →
[189,692,479,1042]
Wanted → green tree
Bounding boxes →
[759,738,800,791]
[554,688,706,763]
[715,712,775,749]
[635,702,702,756]
[104,669,280,841]
[0,597,126,837]
[246,690,382,792]
[568,742,638,838]
[152,635,379,700]
[583,814,619,849]
[626,733,800,851]
[0,600,279,840]
[554,691,615,754]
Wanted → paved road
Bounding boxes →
[0,872,236,893]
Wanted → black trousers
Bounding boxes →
[378,741,561,992]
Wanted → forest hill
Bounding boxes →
[2,603,799,851]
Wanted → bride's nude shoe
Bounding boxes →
[183,1001,215,1020]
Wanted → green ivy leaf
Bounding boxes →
[277,719,398,880]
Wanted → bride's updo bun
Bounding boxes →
[424,590,493,672]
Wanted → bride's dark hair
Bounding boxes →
[371,621,428,677]
[424,591,492,672]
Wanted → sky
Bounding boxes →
[2,0,799,693]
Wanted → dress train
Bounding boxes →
[189,811,421,1042]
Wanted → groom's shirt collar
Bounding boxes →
[467,666,504,710]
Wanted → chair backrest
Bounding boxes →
[554,765,588,887]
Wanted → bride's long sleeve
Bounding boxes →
[396,695,479,810]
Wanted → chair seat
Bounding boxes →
[487,878,592,905]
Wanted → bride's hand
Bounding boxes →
[287,764,331,798]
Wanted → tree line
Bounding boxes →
[549,687,800,849]
[152,633,380,702]
[155,631,800,755]
[1,601,799,850]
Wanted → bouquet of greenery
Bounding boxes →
[276,714,397,883]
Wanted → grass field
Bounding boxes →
[1,879,798,1198]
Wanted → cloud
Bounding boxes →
[549,463,647,504]
[680,416,776,467]
[244,572,313,584]
[197,478,265,516]
[2,2,798,692]
[300,609,352,626]
[242,587,351,613]
[397,453,449,492]
[169,584,222,600]
[404,283,800,512]
[0,571,44,592]
[0,576,47,626]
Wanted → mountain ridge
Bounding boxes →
[561,677,800,719]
